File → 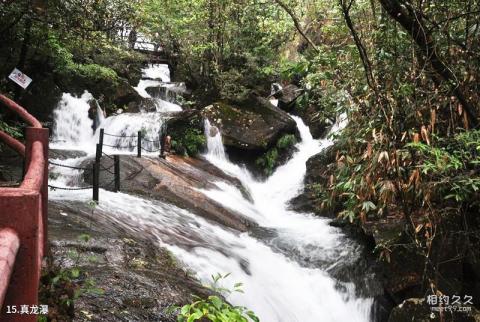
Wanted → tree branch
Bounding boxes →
[379,0,478,128]
[272,0,319,53]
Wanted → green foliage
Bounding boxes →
[406,130,480,203]
[170,273,259,322]
[0,120,23,139]
[45,34,119,86]
[137,0,294,100]
[256,148,279,176]
[276,134,297,149]
[256,134,297,175]
[175,295,258,322]
[406,141,463,175]
[38,316,48,322]
[78,233,91,243]
[171,128,206,157]
[279,58,310,82]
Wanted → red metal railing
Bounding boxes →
[0,94,49,322]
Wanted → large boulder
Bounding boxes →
[202,96,297,152]
[288,145,337,216]
[272,84,303,111]
[145,83,189,98]
[111,79,156,113]
[272,84,332,139]
[82,155,254,231]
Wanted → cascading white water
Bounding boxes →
[195,114,375,321]
[51,64,182,153]
[142,64,171,80]
[49,64,374,321]
[51,91,97,149]
[98,112,164,153]
[134,64,183,112]
[204,119,227,161]
[52,105,164,155]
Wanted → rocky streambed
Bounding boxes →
[44,200,208,322]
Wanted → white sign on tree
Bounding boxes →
[8,68,33,89]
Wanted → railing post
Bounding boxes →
[92,165,99,202]
[114,155,120,192]
[98,128,104,155]
[24,127,49,254]
[137,131,142,158]
[93,143,101,203]
[0,192,41,322]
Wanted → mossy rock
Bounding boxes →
[202,95,297,152]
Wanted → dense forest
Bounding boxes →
[1,0,480,321]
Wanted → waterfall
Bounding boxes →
[134,64,183,112]
[195,113,375,321]
[204,119,227,161]
[52,91,97,150]
[142,64,171,81]
[95,100,106,125]
[48,64,374,322]
[51,65,179,153]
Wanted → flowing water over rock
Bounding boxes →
[49,64,377,321]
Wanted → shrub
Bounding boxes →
[171,128,206,157]
[276,134,297,149]
[170,273,259,322]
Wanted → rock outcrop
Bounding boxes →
[202,96,297,152]
[293,103,333,139]
[164,109,206,156]
[288,145,337,216]
[272,84,303,111]
[111,79,156,113]
[83,154,254,231]
[45,201,208,322]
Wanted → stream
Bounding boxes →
[48,64,377,321]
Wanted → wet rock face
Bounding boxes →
[49,149,88,160]
[272,84,303,112]
[83,154,254,231]
[288,145,337,216]
[293,103,333,139]
[45,201,209,322]
[202,96,297,152]
[271,83,332,139]
[145,83,189,98]
[111,79,156,113]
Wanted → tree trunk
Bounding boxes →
[340,0,376,91]
[273,0,320,53]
